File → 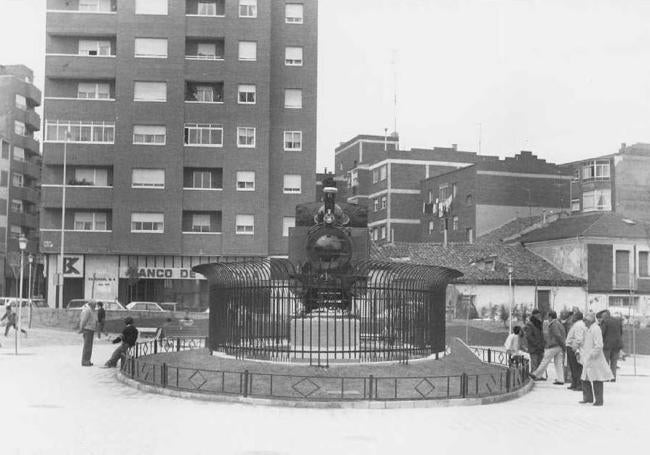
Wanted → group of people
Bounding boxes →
[504,308,623,406]
[78,301,139,368]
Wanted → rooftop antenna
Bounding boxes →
[391,49,398,135]
[384,127,388,151]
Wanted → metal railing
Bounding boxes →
[120,338,530,402]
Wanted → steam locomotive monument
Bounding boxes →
[194,178,461,365]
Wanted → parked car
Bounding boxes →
[158,302,178,312]
[66,299,126,311]
[0,297,37,310]
[126,301,164,312]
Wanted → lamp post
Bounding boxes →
[28,254,34,329]
[16,234,27,355]
[507,264,514,332]
[58,129,70,308]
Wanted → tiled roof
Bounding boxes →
[477,215,544,244]
[372,242,584,286]
[516,212,650,243]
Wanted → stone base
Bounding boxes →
[290,315,360,359]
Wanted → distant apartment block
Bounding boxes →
[0,65,42,296]
[42,0,317,307]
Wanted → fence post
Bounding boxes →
[243,370,249,397]
[176,338,181,352]
[461,373,467,398]
[154,340,158,354]
[487,349,491,364]
[368,375,374,400]
[135,344,139,358]
[506,368,512,392]
[161,363,166,387]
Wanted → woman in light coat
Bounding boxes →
[579,312,613,406]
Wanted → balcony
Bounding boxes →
[39,229,112,254]
[46,54,116,79]
[186,18,227,39]
[12,186,39,203]
[182,189,223,210]
[40,185,113,209]
[11,160,41,179]
[9,212,39,229]
[23,109,41,131]
[47,10,117,36]
[181,233,223,256]
[24,84,42,106]
[13,135,39,154]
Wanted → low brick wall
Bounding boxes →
[29,308,208,331]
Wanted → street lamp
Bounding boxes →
[16,234,27,355]
[58,129,70,309]
[507,263,514,332]
[28,254,34,329]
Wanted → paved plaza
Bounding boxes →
[0,328,648,455]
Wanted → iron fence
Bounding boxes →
[121,337,530,402]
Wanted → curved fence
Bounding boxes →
[120,338,530,402]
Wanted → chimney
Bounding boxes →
[620,142,627,152]
[451,144,457,151]
[324,167,327,174]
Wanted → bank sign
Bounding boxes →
[119,267,205,280]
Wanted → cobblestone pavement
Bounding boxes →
[0,329,647,454]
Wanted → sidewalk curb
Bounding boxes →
[116,371,535,409]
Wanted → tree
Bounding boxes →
[479,306,489,320]
[499,304,509,328]
[489,304,498,321]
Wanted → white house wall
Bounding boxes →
[526,240,588,279]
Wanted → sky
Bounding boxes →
[2,0,650,171]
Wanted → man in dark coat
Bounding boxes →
[529,311,567,384]
[524,309,545,375]
[104,317,139,368]
[599,310,623,381]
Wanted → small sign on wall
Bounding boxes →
[63,255,84,277]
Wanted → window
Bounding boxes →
[236,214,254,235]
[615,249,631,288]
[571,198,580,212]
[132,169,165,188]
[77,82,110,99]
[284,89,302,108]
[380,196,387,209]
[196,43,219,60]
[79,40,111,56]
[198,1,217,16]
[581,160,610,181]
[285,3,304,23]
[237,127,256,147]
[372,169,379,184]
[14,121,26,136]
[466,228,473,243]
[379,225,387,240]
[379,165,387,181]
[239,41,257,61]
[236,171,255,191]
[582,189,611,212]
[131,213,164,233]
[134,38,168,58]
[134,82,167,102]
[281,216,296,237]
[13,173,24,187]
[281,131,302,151]
[133,125,166,145]
[452,216,459,231]
[0,171,7,187]
[13,147,25,162]
[238,84,256,104]
[285,47,303,66]
[428,221,434,235]
[373,199,379,212]
[191,214,211,232]
[15,94,27,110]
[74,212,107,231]
[45,120,114,143]
[184,123,223,147]
[371,228,378,241]
[439,183,450,200]
[79,0,112,12]
[135,0,168,15]
[283,174,302,194]
[427,190,434,203]
[466,194,473,206]
[9,226,23,239]
[239,0,257,17]
[193,85,215,102]
[608,295,638,307]
[74,168,108,186]
[192,171,213,189]
[639,251,649,278]
[11,200,23,213]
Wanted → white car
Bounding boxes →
[66,299,126,311]
[126,301,164,312]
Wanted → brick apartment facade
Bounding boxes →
[334,134,500,243]
[421,151,572,244]
[0,65,42,296]
[41,0,317,308]
[563,143,650,222]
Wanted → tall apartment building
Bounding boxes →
[42,0,317,308]
[335,134,499,243]
[420,151,572,244]
[563,143,650,222]
[0,65,42,296]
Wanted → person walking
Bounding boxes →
[565,311,586,391]
[579,312,614,406]
[79,301,97,366]
[599,310,623,381]
[96,302,106,339]
[529,311,567,384]
[524,309,545,376]
[104,317,138,368]
[2,305,27,337]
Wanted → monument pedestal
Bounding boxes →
[290,315,360,359]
